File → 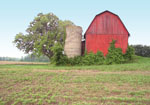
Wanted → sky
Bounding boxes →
[0,0,150,58]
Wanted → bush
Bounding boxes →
[51,40,135,66]
[95,51,105,65]
[51,43,67,65]
[82,52,96,65]
[105,40,125,64]
[68,56,83,66]
[51,48,105,66]
[66,51,104,66]
[124,45,135,62]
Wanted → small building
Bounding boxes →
[82,10,130,56]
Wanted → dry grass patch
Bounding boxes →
[0,61,47,65]
[33,69,150,76]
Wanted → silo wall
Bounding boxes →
[64,25,82,58]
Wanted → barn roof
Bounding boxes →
[84,10,130,38]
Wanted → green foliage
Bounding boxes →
[105,40,125,64]
[82,52,96,65]
[13,13,74,60]
[82,51,104,65]
[51,39,135,66]
[51,43,66,65]
[68,56,83,66]
[52,49,104,66]
[105,40,135,64]
[21,54,49,62]
[0,56,150,71]
[0,55,49,62]
[131,45,150,57]
[0,57,20,61]
[124,45,135,62]
[95,51,105,65]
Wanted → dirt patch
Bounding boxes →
[97,71,150,75]
[0,61,47,65]
[32,70,100,76]
[32,69,150,75]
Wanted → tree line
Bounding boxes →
[0,55,49,62]
[0,57,20,61]
[131,45,150,57]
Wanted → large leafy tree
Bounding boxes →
[13,13,74,59]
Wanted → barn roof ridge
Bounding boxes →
[96,10,130,36]
[84,10,130,38]
[96,10,119,17]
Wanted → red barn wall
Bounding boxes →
[86,34,128,56]
[85,11,129,56]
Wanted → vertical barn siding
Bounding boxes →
[85,11,129,56]
[86,12,128,35]
[86,34,128,56]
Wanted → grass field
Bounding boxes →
[0,56,150,105]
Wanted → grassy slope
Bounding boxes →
[0,56,150,71]
[0,56,150,105]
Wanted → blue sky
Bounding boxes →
[0,0,150,58]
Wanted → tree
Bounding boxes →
[131,45,150,57]
[13,13,74,60]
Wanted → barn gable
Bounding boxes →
[85,10,130,37]
[84,10,130,56]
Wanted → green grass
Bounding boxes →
[1,56,150,71]
[0,56,150,104]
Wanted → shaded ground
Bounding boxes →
[0,65,150,105]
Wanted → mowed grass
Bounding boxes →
[0,56,150,71]
[0,56,150,105]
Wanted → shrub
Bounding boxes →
[51,40,135,66]
[82,52,96,65]
[105,40,125,64]
[68,56,83,66]
[51,43,67,65]
[124,45,135,62]
[95,51,105,65]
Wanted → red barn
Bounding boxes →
[83,10,130,56]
